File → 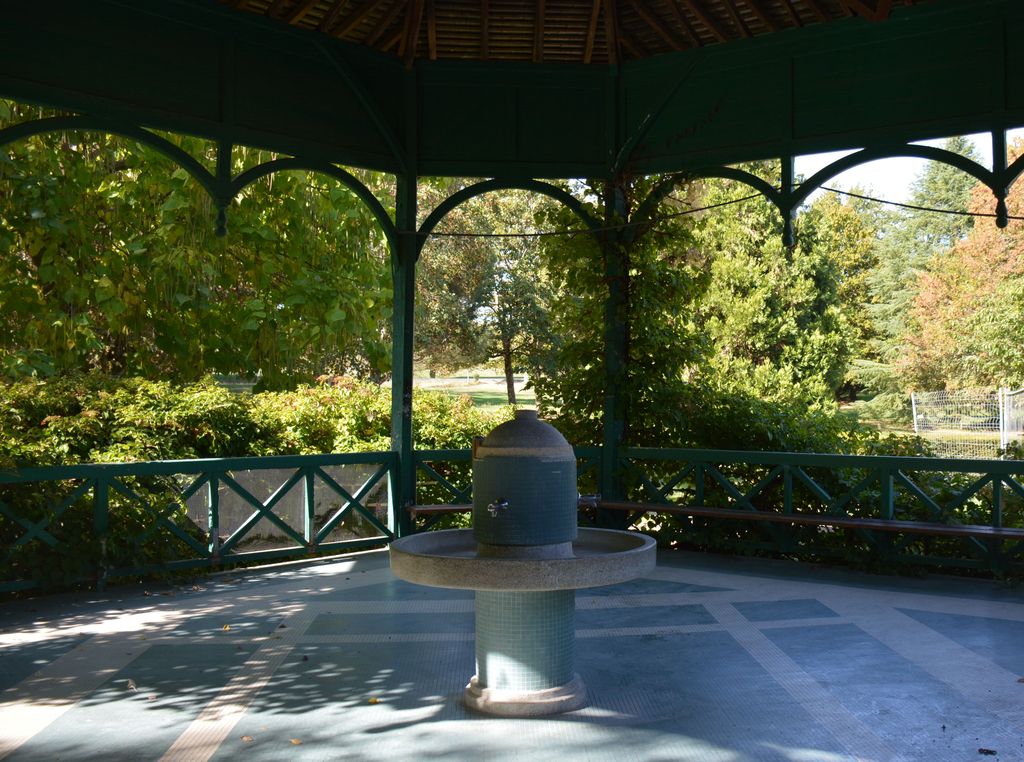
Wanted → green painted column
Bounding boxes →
[390,173,417,537]
[599,180,628,526]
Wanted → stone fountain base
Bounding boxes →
[464,673,587,716]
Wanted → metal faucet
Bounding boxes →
[487,498,509,517]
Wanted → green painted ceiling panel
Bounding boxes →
[2,0,1023,180]
[1007,17,1024,112]
[0,3,221,124]
[792,20,1001,141]
[232,44,395,166]
[419,83,519,163]
[515,86,605,163]
[624,59,791,173]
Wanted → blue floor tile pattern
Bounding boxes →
[1,549,1023,761]
[0,634,88,691]
[896,607,1024,676]
[732,598,839,622]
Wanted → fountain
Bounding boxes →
[389,410,656,716]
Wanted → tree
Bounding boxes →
[866,136,982,370]
[532,176,708,446]
[694,171,852,402]
[416,185,554,402]
[0,99,392,388]
[901,140,1024,388]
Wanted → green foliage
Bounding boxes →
[0,375,511,589]
[416,182,555,402]
[695,176,852,401]
[901,143,1024,389]
[532,177,708,446]
[864,137,982,386]
[0,99,392,388]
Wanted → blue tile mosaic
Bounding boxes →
[307,610,473,635]
[576,604,715,628]
[897,607,1024,675]
[322,579,474,601]
[732,598,839,622]
[12,644,256,761]
[764,622,1013,759]
[0,634,88,692]
[475,590,575,690]
[580,578,731,596]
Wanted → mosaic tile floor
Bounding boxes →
[2,549,1023,761]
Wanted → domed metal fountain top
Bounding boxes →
[472,409,577,548]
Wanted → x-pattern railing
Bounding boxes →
[621,447,1024,570]
[5,445,1023,590]
[0,452,397,592]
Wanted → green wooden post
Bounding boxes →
[93,475,109,590]
[879,468,894,520]
[390,172,418,537]
[599,180,628,527]
[303,468,317,551]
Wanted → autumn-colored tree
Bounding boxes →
[901,140,1024,388]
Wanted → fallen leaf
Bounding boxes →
[147,695,157,702]
[278,623,287,629]
[978,749,997,756]
[240,735,254,744]
[368,697,379,705]
[290,739,302,746]
[222,625,231,631]
[301,655,309,662]
[126,679,137,693]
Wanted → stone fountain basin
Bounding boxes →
[389,527,656,591]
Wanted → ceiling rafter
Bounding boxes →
[317,0,347,32]
[663,0,702,48]
[742,0,779,33]
[481,0,490,59]
[287,0,320,25]
[534,0,546,63]
[400,0,426,66]
[617,27,647,59]
[801,0,828,23]
[626,0,684,50]
[224,0,916,65]
[329,0,380,37]
[584,0,601,63]
[718,0,751,37]
[679,0,729,44]
[427,0,437,59]
[602,0,619,65]
[839,0,894,21]
[266,0,291,19]
[778,0,802,27]
[365,1,405,46]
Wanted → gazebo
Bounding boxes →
[4,4,1024,760]
[1,0,1024,578]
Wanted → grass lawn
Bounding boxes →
[414,374,535,408]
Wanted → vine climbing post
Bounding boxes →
[599,179,629,528]
[390,172,418,537]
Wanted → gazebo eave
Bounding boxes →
[0,0,1021,180]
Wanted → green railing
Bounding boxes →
[4,446,1023,592]
[622,448,1024,572]
[0,452,397,592]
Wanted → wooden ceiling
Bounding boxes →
[224,0,919,65]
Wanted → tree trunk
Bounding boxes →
[503,337,517,405]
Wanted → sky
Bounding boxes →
[793,129,1024,204]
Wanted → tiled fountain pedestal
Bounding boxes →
[390,410,655,717]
